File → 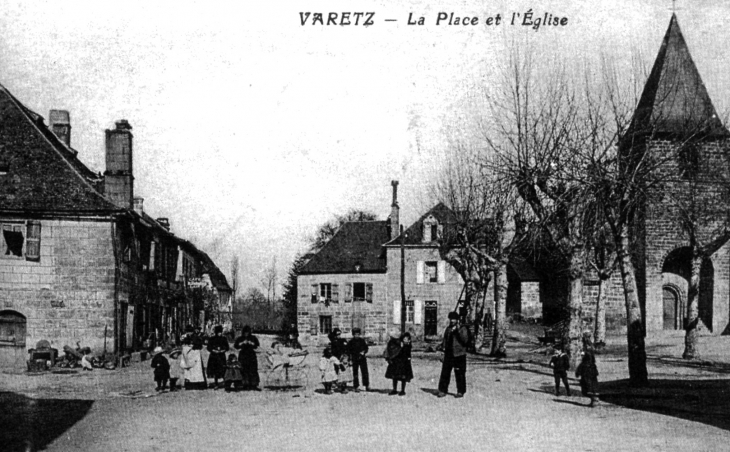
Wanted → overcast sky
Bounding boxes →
[1,0,728,292]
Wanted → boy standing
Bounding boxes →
[347,327,370,392]
[549,346,571,396]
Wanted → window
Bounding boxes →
[425,261,438,283]
[2,221,40,261]
[679,143,700,179]
[320,283,332,300]
[431,224,438,242]
[353,283,366,301]
[2,224,23,257]
[405,300,414,323]
[319,315,332,335]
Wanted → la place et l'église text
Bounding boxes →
[298,10,568,31]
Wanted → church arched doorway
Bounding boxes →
[661,247,714,332]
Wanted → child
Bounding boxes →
[548,346,571,396]
[384,331,413,396]
[150,346,170,391]
[224,354,244,392]
[168,348,183,391]
[318,347,341,395]
[575,351,599,407]
[347,327,369,392]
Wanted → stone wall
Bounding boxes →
[296,273,387,345]
[0,218,116,354]
[385,246,464,340]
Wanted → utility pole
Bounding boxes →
[400,225,406,334]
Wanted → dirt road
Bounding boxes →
[2,330,729,452]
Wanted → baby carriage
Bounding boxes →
[263,343,310,390]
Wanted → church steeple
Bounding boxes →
[628,14,728,138]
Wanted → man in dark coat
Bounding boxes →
[548,346,571,396]
[346,327,369,392]
[437,311,470,398]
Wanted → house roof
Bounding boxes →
[299,221,389,274]
[0,83,119,214]
[627,14,729,139]
[178,239,232,292]
[385,202,457,246]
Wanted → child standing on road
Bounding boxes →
[167,348,183,391]
[384,331,413,396]
[346,327,369,392]
[318,347,341,395]
[224,353,244,392]
[151,346,170,391]
[548,346,571,396]
[575,351,599,407]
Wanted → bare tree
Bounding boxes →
[434,139,527,356]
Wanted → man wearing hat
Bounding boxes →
[437,311,470,398]
[347,327,370,392]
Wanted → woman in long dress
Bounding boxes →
[182,336,207,390]
[206,325,230,389]
[234,325,260,390]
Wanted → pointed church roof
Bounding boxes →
[0,83,119,214]
[628,14,728,139]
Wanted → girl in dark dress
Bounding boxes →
[384,332,413,396]
[575,351,599,407]
[234,325,260,390]
[206,325,230,389]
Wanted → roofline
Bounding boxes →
[0,83,118,210]
[297,270,387,276]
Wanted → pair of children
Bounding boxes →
[549,346,600,407]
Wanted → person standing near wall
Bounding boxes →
[437,312,470,398]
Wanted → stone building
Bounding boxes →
[0,83,230,370]
[297,182,541,343]
[582,14,730,335]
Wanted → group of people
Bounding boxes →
[150,314,599,407]
[317,312,467,398]
[549,339,600,407]
[150,324,263,392]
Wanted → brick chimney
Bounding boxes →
[389,180,399,240]
[49,110,71,147]
[104,120,134,209]
[133,197,144,215]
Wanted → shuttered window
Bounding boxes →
[25,221,41,261]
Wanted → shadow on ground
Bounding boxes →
[600,379,730,431]
[0,391,94,452]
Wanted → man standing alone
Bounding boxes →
[438,311,470,398]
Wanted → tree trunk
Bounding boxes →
[616,229,649,387]
[683,250,702,359]
[566,246,585,368]
[593,275,608,346]
[491,261,508,357]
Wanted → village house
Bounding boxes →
[297,181,542,343]
[0,84,230,370]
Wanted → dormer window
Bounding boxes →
[422,215,442,243]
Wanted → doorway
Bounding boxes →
[424,301,438,336]
[0,310,27,369]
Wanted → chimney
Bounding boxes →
[133,197,144,215]
[389,180,400,240]
[49,110,71,147]
[156,218,170,231]
[103,120,134,209]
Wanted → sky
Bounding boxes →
[1,0,728,293]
